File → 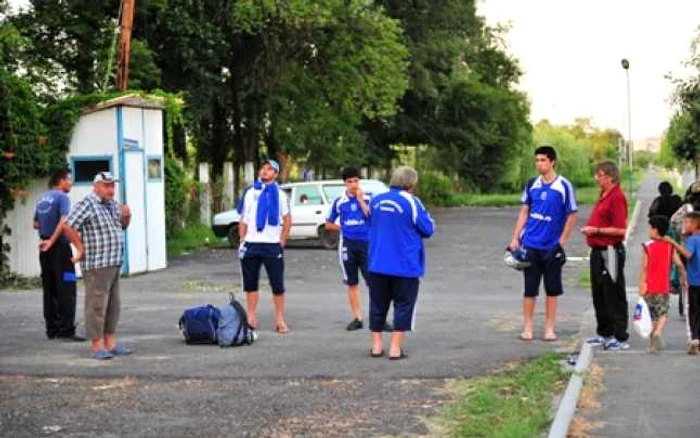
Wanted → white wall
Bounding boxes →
[6,179,49,277]
[144,109,167,271]
[68,108,118,205]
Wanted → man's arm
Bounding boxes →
[325,221,341,232]
[509,205,529,250]
[280,214,291,247]
[356,188,370,217]
[120,204,131,229]
[639,250,648,297]
[62,224,85,264]
[559,212,578,247]
[664,235,692,260]
[39,215,68,252]
[674,250,688,290]
[325,197,341,232]
[239,222,248,243]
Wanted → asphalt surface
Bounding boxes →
[0,204,595,437]
[588,172,700,438]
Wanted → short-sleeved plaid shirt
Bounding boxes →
[66,192,124,271]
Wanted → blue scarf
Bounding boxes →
[254,180,280,232]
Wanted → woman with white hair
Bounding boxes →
[367,166,434,360]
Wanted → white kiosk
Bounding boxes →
[67,94,167,275]
[5,94,168,277]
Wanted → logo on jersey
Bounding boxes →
[540,191,548,201]
[350,203,358,212]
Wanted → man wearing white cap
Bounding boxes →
[63,172,133,360]
[237,159,292,333]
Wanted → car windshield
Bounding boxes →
[321,181,388,201]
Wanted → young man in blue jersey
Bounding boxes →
[508,146,578,342]
[326,167,392,331]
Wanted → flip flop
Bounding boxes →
[520,333,534,341]
[276,324,290,334]
[389,349,408,361]
[543,334,558,342]
[370,349,384,358]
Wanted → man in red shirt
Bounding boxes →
[581,162,630,350]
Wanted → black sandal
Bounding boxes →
[389,349,408,360]
[370,349,384,358]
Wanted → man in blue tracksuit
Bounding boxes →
[368,166,434,360]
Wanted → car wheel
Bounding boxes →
[227,224,240,248]
[319,226,339,250]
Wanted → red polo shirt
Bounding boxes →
[586,184,627,247]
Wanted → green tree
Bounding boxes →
[368,0,532,191]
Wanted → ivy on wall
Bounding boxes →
[0,84,183,285]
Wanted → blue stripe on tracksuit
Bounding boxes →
[367,187,434,331]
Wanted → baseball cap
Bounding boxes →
[262,158,280,173]
[93,171,119,184]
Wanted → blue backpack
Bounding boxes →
[217,294,254,347]
[179,305,221,344]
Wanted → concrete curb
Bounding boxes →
[625,199,642,244]
[548,198,641,437]
[547,343,594,438]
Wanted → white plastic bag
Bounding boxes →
[633,298,653,339]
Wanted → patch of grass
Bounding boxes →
[445,169,646,209]
[430,353,570,438]
[0,273,42,290]
[577,270,591,289]
[167,224,220,257]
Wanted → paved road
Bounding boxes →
[589,172,700,438]
[0,205,594,437]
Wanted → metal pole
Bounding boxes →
[621,58,633,193]
[626,68,632,170]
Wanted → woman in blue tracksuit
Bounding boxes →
[368,166,434,360]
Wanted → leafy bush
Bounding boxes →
[417,171,453,206]
[164,158,193,236]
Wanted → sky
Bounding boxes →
[477,0,700,139]
[8,0,700,139]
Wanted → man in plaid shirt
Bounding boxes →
[63,172,133,360]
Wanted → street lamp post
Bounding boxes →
[621,58,633,192]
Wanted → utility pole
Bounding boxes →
[115,0,136,91]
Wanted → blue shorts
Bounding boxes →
[339,238,368,286]
[240,243,285,295]
[523,245,566,297]
[369,273,419,332]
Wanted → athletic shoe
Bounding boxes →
[651,334,664,352]
[585,335,607,346]
[604,338,630,351]
[346,319,363,331]
[92,349,114,360]
[108,343,133,356]
[687,340,699,355]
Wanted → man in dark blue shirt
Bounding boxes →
[509,146,578,342]
[33,169,83,341]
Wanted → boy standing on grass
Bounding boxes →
[640,215,687,354]
[665,212,700,354]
